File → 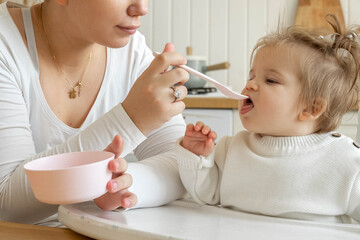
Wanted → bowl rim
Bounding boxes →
[24,151,115,172]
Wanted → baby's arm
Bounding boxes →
[177,122,226,205]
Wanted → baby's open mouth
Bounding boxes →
[243,98,253,106]
[240,97,254,114]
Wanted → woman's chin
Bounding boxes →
[107,38,131,49]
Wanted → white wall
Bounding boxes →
[139,0,359,140]
[139,0,360,93]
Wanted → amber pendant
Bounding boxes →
[69,88,77,99]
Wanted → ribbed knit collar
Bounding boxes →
[247,132,338,156]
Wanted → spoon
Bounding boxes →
[153,52,248,100]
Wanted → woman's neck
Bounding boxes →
[34,2,96,69]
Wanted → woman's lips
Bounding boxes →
[116,26,139,35]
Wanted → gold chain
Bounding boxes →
[40,4,92,99]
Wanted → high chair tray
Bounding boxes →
[58,200,360,240]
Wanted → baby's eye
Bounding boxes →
[266,78,278,84]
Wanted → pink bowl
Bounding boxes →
[24,151,114,205]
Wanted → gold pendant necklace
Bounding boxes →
[52,52,92,99]
[40,4,92,99]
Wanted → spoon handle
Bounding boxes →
[153,52,248,100]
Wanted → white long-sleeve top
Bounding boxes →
[0,4,185,225]
[176,131,360,224]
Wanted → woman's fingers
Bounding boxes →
[150,53,189,86]
[104,135,124,158]
[162,42,175,53]
[169,85,188,102]
[161,67,189,86]
[120,190,138,208]
[107,173,133,193]
[94,189,137,211]
[94,173,135,210]
[151,51,187,71]
[161,43,176,72]
[108,157,128,174]
[95,137,137,211]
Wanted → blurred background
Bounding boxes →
[3,0,359,140]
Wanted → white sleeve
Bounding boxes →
[134,114,186,160]
[127,149,186,208]
[175,137,229,205]
[0,52,186,223]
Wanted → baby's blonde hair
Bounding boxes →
[251,15,360,133]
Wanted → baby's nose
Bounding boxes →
[245,79,258,91]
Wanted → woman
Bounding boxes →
[0,0,188,226]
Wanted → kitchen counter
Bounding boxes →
[184,92,238,109]
[0,220,92,240]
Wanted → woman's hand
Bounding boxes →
[181,121,217,157]
[94,135,137,210]
[122,43,189,135]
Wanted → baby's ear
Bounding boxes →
[298,98,327,121]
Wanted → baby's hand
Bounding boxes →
[181,121,217,157]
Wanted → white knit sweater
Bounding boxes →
[176,131,360,224]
